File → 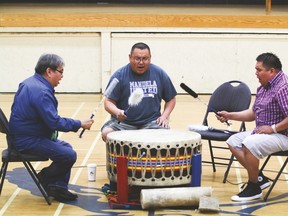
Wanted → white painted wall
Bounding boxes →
[1,28,288,94]
[111,32,288,94]
[0,32,101,93]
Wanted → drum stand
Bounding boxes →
[103,156,142,210]
[116,156,129,203]
[105,154,203,209]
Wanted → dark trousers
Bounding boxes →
[18,137,77,190]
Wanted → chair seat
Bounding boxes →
[2,149,49,162]
[194,130,232,141]
[270,151,288,157]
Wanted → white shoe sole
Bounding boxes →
[231,192,262,202]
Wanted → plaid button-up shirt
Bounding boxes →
[253,71,288,136]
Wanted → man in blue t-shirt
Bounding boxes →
[101,42,177,141]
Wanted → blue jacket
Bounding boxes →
[9,73,81,149]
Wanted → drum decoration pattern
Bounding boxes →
[106,129,202,186]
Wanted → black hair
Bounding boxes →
[256,52,282,71]
[130,42,151,55]
[34,53,65,74]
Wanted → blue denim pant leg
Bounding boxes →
[22,138,77,190]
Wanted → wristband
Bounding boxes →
[271,124,277,133]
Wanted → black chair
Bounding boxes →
[0,108,51,205]
[259,150,288,201]
[192,80,251,182]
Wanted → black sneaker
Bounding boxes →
[258,173,270,190]
[231,181,262,202]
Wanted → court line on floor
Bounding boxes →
[0,102,85,214]
[0,159,46,214]
[53,113,110,216]
[0,144,65,213]
[232,155,288,209]
[234,161,248,209]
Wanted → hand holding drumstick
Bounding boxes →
[118,88,144,123]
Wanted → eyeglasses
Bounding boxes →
[54,69,64,74]
[132,57,150,63]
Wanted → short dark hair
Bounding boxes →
[35,53,65,75]
[256,52,282,71]
[130,42,151,55]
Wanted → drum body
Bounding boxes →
[106,129,202,186]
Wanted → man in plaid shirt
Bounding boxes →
[217,52,288,202]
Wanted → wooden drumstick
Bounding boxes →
[180,83,231,126]
[79,78,119,138]
[139,152,146,159]
[125,88,144,114]
[118,88,144,123]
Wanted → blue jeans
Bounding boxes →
[16,136,77,190]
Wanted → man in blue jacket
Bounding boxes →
[9,53,94,202]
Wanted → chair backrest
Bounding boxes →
[202,80,251,127]
[0,108,15,150]
[208,80,251,112]
[0,108,9,135]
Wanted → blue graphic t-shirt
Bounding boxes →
[107,63,177,126]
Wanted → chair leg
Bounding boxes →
[223,154,234,183]
[208,140,216,172]
[23,161,51,205]
[259,155,271,173]
[264,157,288,201]
[0,162,8,195]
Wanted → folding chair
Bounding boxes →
[191,80,251,182]
[0,108,51,205]
[259,150,288,201]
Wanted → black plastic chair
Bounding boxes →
[0,108,51,205]
[192,80,251,182]
[259,150,288,201]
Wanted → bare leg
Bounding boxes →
[228,145,248,168]
[244,146,259,183]
[229,145,259,183]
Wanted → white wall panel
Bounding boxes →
[1,30,288,94]
[0,33,101,93]
[111,33,288,94]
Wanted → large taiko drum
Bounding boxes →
[106,129,202,186]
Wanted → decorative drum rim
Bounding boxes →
[106,129,202,186]
[107,129,201,145]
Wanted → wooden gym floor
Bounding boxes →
[1,3,288,215]
[0,93,288,215]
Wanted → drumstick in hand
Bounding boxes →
[180,83,231,126]
[126,88,144,114]
[118,88,144,123]
[79,78,119,138]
